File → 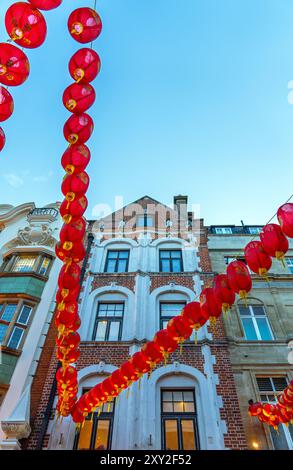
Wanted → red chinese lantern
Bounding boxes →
[68,8,102,44]
[181,301,209,330]
[200,287,222,322]
[244,241,272,277]
[260,224,289,262]
[263,403,275,418]
[5,2,47,49]
[56,366,77,386]
[28,0,62,10]
[167,316,192,347]
[0,87,14,122]
[56,346,80,365]
[55,312,80,337]
[59,195,88,224]
[153,329,178,363]
[69,48,101,84]
[111,369,129,391]
[56,332,80,355]
[58,263,81,290]
[56,285,79,304]
[71,405,85,423]
[61,171,90,201]
[90,383,107,405]
[130,351,151,376]
[61,144,91,175]
[63,83,96,114]
[141,341,164,370]
[119,361,139,383]
[226,260,252,299]
[59,217,86,249]
[277,203,293,239]
[0,127,5,151]
[56,300,78,319]
[0,43,30,87]
[101,377,119,398]
[64,113,94,145]
[55,240,86,264]
[248,401,263,417]
[213,275,236,313]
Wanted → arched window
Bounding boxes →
[237,300,274,341]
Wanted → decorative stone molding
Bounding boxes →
[1,421,31,440]
[17,223,56,247]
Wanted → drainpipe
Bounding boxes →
[35,231,95,450]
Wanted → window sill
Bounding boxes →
[0,272,49,282]
[0,345,22,356]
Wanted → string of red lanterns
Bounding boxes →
[66,202,293,427]
[0,0,63,152]
[54,5,102,419]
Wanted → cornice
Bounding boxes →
[0,203,35,225]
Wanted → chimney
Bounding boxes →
[174,195,188,229]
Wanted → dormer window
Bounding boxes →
[137,215,154,228]
[215,227,232,234]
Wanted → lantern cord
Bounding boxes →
[90,0,98,50]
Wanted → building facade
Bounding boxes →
[0,195,291,451]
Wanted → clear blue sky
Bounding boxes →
[0,0,293,225]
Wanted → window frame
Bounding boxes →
[1,252,53,277]
[286,258,293,274]
[161,388,200,451]
[0,300,35,350]
[104,250,130,274]
[92,302,124,342]
[215,227,232,234]
[248,227,263,235]
[136,214,154,228]
[159,249,183,273]
[160,302,186,330]
[239,304,274,341]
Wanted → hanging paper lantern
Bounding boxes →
[181,301,209,330]
[56,285,79,304]
[61,144,91,175]
[5,2,47,49]
[130,351,151,376]
[55,240,86,264]
[63,83,96,114]
[167,316,192,346]
[0,127,5,151]
[111,369,129,392]
[61,171,90,201]
[200,287,222,323]
[56,366,77,386]
[226,260,252,299]
[90,383,107,406]
[213,275,236,313]
[56,346,80,365]
[119,361,139,383]
[153,329,178,363]
[56,332,80,355]
[71,405,85,423]
[263,403,275,418]
[68,8,102,44]
[58,263,81,290]
[28,0,62,10]
[63,113,94,145]
[141,341,164,370]
[56,300,78,319]
[0,43,30,87]
[260,224,289,261]
[244,241,272,277]
[55,311,80,337]
[59,217,86,249]
[101,377,119,398]
[0,87,14,122]
[277,203,293,239]
[69,48,101,84]
[248,401,263,417]
[60,195,88,225]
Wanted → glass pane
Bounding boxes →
[108,322,120,341]
[0,324,8,342]
[1,304,17,322]
[162,391,172,401]
[183,391,194,402]
[171,251,181,259]
[164,420,179,450]
[117,260,127,272]
[270,426,289,450]
[160,251,170,259]
[95,321,107,341]
[107,251,118,259]
[102,401,114,413]
[17,305,32,325]
[114,304,124,316]
[118,251,129,259]
[184,402,195,413]
[253,306,266,316]
[272,378,288,392]
[173,391,183,402]
[162,402,173,413]
[242,318,258,340]
[13,256,36,272]
[171,259,181,272]
[256,318,273,340]
[94,420,110,450]
[161,260,170,272]
[38,257,50,276]
[239,306,251,316]
[181,420,196,450]
[137,216,145,227]
[174,402,184,413]
[146,216,153,227]
[105,260,116,273]
[77,420,93,450]
[162,320,168,329]
[161,304,185,317]
[7,327,24,349]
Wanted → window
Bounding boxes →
[160,303,186,330]
[159,250,183,273]
[161,389,200,450]
[0,301,33,350]
[215,227,232,234]
[286,258,293,274]
[1,253,52,276]
[137,215,154,227]
[74,393,115,450]
[239,305,274,341]
[248,227,262,234]
[256,377,293,450]
[93,303,124,342]
[104,250,130,273]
